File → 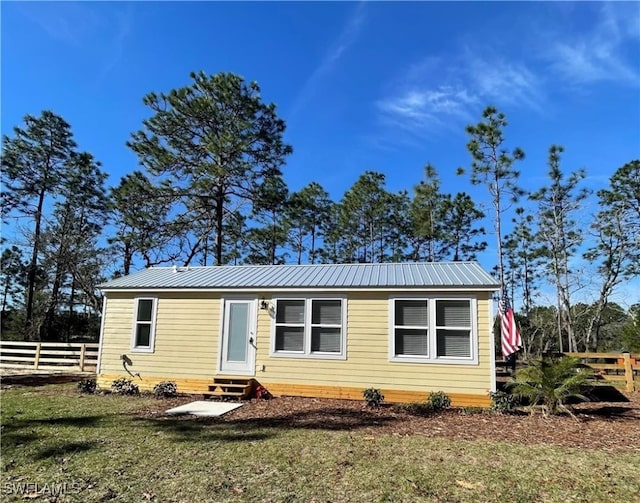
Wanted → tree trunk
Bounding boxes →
[43,261,64,341]
[310,223,316,264]
[556,291,564,353]
[296,229,303,265]
[1,281,9,315]
[494,178,505,295]
[215,185,225,266]
[123,241,132,276]
[25,188,47,341]
[66,275,76,343]
[271,209,277,265]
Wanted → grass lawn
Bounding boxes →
[1,384,639,502]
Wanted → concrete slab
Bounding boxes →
[165,400,243,417]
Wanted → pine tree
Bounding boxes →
[339,171,392,263]
[285,182,332,264]
[583,160,640,350]
[438,192,487,261]
[530,145,590,352]
[40,152,108,340]
[246,176,289,264]
[109,171,177,275]
[127,72,292,266]
[409,164,443,261]
[1,111,78,339]
[462,107,525,295]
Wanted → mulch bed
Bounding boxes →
[142,391,640,453]
[5,378,638,452]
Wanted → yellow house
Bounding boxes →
[97,262,500,406]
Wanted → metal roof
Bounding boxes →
[99,262,499,291]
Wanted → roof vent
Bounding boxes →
[172,265,177,273]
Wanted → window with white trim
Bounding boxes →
[391,297,475,363]
[394,300,429,356]
[273,298,345,358]
[131,298,157,352]
[436,299,471,358]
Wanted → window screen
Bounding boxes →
[394,300,428,357]
[435,300,471,358]
[275,326,304,352]
[274,298,344,356]
[276,300,305,324]
[133,298,155,350]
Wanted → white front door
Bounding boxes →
[219,298,256,375]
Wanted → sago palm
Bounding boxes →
[510,356,594,416]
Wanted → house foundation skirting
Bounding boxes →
[96,373,491,407]
[263,383,491,407]
[97,374,212,393]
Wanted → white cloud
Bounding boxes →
[377,85,478,133]
[376,53,542,137]
[545,3,640,86]
[288,1,367,121]
[375,3,638,141]
[467,56,544,112]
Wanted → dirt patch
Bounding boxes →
[0,371,95,387]
[141,392,640,452]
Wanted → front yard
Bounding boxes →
[1,384,639,502]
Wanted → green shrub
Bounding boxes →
[153,381,178,399]
[111,378,140,396]
[426,391,451,412]
[489,390,519,413]
[363,388,384,407]
[509,355,594,416]
[77,379,97,394]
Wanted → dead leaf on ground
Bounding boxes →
[456,480,486,490]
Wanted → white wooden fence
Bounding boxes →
[0,341,99,372]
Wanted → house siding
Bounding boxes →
[97,290,493,405]
[98,292,221,381]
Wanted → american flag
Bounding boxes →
[499,295,521,358]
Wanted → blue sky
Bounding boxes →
[2,1,639,304]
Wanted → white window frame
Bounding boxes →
[389,295,478,365]
[392,298,430,358]
[130,297,158,353]
[270,295,347,360]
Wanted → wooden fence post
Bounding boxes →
[33,343,41,369]
[79,344,86,372]
[623,352,634,392]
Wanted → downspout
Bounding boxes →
[488,296,497,393]
[95,294,108,375]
